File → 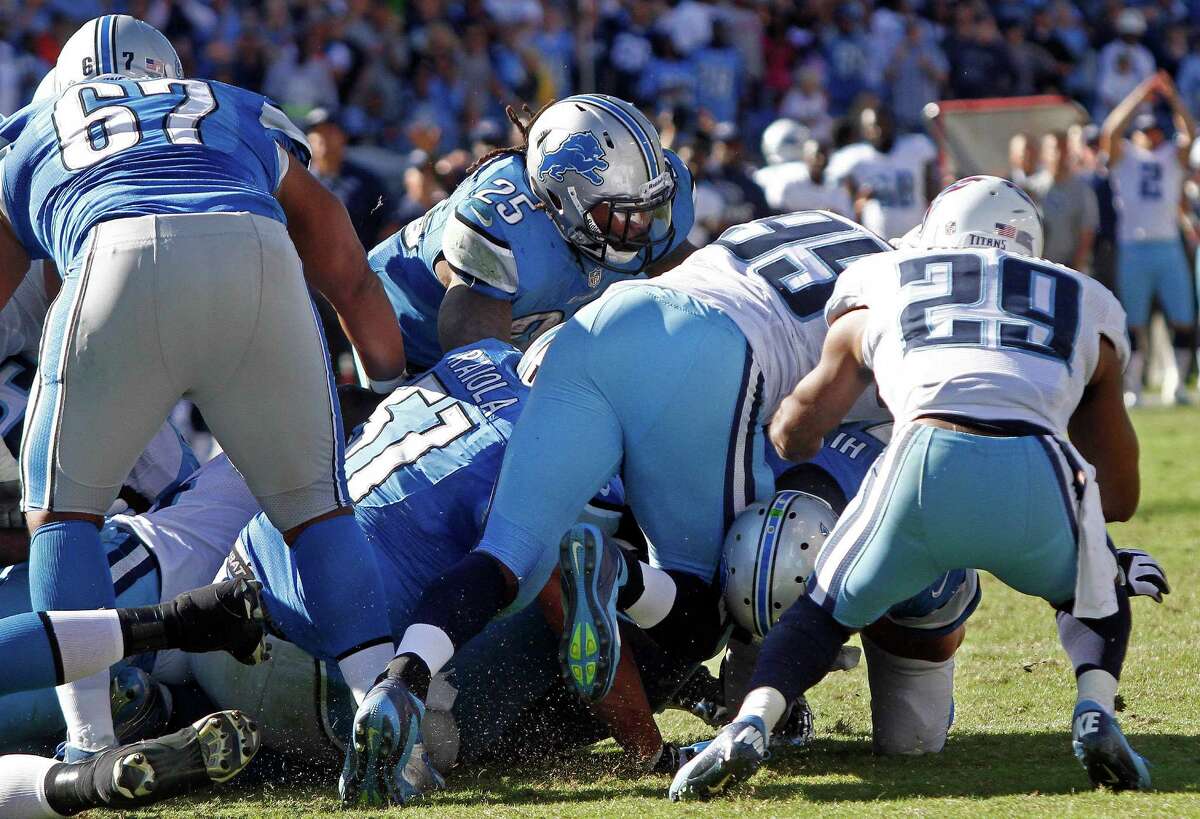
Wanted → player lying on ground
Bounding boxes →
[0,13,408,797]
[672,176,1155,798]
[366,95,696,374]
[340,209,900,807]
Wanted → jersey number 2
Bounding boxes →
[53,79,217,171]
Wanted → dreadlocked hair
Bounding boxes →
[464,99,557,195]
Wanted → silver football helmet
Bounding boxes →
[55,15,183,93]
[723,490,838,641]
[526,95,676,273]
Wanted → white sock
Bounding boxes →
[43,610,123,683]
[0,754,64,818]
[395,623,455,679]
[1173,348,1191,391]
[1125,350,1145,395]
[337,642,395,705]
[57,671,117,752]
[624,563,676,629]
[1077,669,1118,716]
[735,686,788,734]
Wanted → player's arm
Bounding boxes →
[437,262,514,353]
[769,309,873,462]
[1100,72,1160,165]
[1068,336,1139,522]
[1157,70,1197,164]
[275,156,407,383]
[0,214,30,315]
[535,572,663,762]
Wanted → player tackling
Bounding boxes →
[673,176,1149,798]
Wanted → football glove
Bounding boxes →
[1116,548,1170,603]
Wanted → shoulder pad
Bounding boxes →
[442,209,520,296]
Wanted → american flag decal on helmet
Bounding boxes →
[995,222,1034,251]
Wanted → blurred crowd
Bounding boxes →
[8,1,1200,240]
[7,0,1200,399]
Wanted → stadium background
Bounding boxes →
[0,3,1197,814]
[6,0,1198,386]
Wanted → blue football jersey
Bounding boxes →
[368,149,695,369]
[767,420,888,502]
[343,338,624,630]
[0,76,310,272]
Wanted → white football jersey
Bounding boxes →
[0,262,50,360]
[634,210,891,415]
[827,134,936,239]
[1111,140,1184,243]
[111,454,259,605]
[828,247,1130,436]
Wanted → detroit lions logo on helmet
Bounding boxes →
[538,131,610,186]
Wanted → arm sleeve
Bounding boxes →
[441,209,520,301]
[1089,281,1132,371]
[825,258,873,324]
[256,98,312,186]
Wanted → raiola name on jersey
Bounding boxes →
[368,150,695,368]
[828,246,1131,435]
[636,210,890,416]
[0,76,310,271]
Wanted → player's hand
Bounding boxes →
[1116,548,1170,603]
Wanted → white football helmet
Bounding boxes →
[760,118,810,166]
[723,490,837,641]
[55,15,182,93]
[916,175,1044,258]
[525,95,676,273]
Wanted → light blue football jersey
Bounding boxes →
[0,76,310,273]
[368,150,695,370]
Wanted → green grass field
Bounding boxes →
[136,406,1200,817]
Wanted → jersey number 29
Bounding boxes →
[53,79,217,171]
[899,253,1081,362]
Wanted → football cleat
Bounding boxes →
[1071,700,1151,791]
[112,665,174,744]
[165,578,269,665]
[340,678,426,807]
[47,710,259,811]
[558,523,626,703]
[668,716,768,801]
[772,696,814,749]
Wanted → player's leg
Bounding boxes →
[1155,238,1197,403]
[183,216,394,710]
[615,298,772,675]
[860,569,979,756]
[0,708,260,819]
[984,436,1147,789]
[1115,241,1152,404]
[19,225,183,758]
[671,424,943,800]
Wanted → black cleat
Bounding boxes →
[47,710,260,812]
[156,578,269,665]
